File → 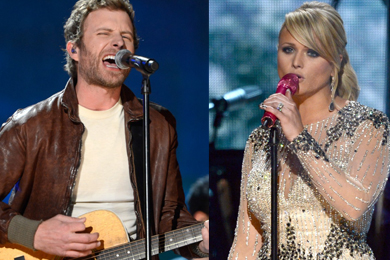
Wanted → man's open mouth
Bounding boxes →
[103,55,118,69]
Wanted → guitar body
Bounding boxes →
[0,210,130,260]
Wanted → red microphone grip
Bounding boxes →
[261,73,299,128]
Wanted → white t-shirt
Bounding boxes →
[71,99,137,239]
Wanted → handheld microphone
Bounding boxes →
[261,73,299,128]
[115,49,159,75]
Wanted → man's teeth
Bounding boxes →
[103,55,118,68]
[103,55,116,61]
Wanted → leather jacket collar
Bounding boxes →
[61,78,144,123]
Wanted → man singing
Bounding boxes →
[0,0,209,259]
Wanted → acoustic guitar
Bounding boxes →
[0,210,204,260]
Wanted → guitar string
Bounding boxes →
[95,224,203,260]
[92,224,202,260]
[74,223,204,260]
[76,227,203,260]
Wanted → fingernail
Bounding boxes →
[286,89,291,94]
[259,103,267,109]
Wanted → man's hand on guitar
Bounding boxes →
[198,220,209,254]
[33,214,101,258]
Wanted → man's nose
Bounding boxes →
[112,34,125,49]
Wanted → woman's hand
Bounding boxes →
[259,89,304,141]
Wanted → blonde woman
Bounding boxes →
[229,2,390,259]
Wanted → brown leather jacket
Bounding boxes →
[0,79,199,259]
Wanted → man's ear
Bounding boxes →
[66,41,79,61]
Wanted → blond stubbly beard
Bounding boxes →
[77,41,130,89]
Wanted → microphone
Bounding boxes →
[209,85,263,113]
[261,73,299,128]
[115,49,159,75]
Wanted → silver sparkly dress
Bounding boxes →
[228,102,390,260]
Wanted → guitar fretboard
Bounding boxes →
[76,222,204,260]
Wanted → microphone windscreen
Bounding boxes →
[115,49,132,69]
[276,73,299,95]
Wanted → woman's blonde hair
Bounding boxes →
[281,1,359,100]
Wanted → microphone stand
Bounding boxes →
[209,97,227,150]
[270,126,278,260]
[141,74,152,260]
[262,118,279,260]
[115,50,159,260]
[126,56,158,260]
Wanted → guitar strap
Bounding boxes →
[130,120,155,236]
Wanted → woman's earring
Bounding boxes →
[329,76,335,112]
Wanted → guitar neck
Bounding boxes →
[91,222,204,260]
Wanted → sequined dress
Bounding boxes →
[228,101,390,260]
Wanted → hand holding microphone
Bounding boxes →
[259,73,304,141]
